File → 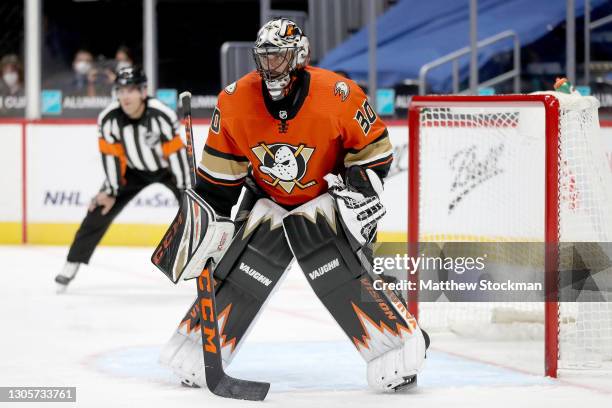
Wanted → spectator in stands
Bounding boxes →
[106,46,135,84]
[70,49,96,95]
[115,46,134,71]
[61,49,112,96]
[0,54,24,96]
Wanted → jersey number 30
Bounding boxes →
[354,100,377,135]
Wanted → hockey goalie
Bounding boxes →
[152,18,428,393]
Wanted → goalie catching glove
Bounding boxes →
[151,189,235,283]
[325,166,386,246]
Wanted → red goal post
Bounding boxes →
[406,93,612,378]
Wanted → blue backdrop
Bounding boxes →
[318,0,609,92]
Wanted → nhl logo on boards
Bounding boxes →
[251,142,317,194]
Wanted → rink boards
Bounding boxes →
[0,120,611,245]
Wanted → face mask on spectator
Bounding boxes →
[74,61,92,75]
[3,72,18,87]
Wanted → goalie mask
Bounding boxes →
[253,18,310,101]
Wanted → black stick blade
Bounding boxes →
[211,375,270,401]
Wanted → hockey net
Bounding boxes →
[407,93,612,376]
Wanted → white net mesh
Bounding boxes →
[413,92,612,372]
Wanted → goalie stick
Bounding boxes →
[180,91,270,401]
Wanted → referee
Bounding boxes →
[55,67,190,292]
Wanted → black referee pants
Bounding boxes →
[66,168,181,264]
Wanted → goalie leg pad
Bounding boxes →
[282,193,426,391]
[159,302,208,386]
[160,198,293,386]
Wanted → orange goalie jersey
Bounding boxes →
[196,66,393,213]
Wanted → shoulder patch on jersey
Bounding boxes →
[224,81,237,95]
[334,81,350,102]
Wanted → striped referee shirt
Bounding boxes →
[97,97,190,195]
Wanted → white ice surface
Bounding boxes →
[0,246,611,407]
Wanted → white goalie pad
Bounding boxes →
[366,326,427,391]
[181,191,235,280]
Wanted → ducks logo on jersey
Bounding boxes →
[251,142,317,193]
